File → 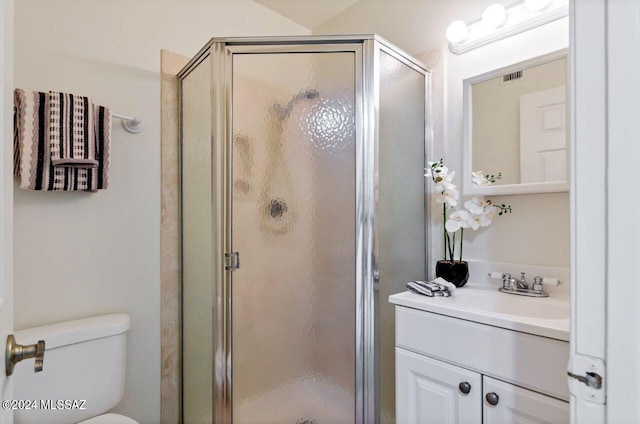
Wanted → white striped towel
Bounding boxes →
[48,91,98,168]
[406,277,457,297]
[13,89,111,191]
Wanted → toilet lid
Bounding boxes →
[77,413,140,424]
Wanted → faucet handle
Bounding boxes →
[533,276,563,287]
[532,276,563,292]
[532,276,544,292]
[488,272,516,289]
[542,277,562,286]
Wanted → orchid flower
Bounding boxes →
[472,171,489,187]
[464,196,488,215]
[446,210,478,232]
[469,205,497,228]
[436,187,459,207]
[425,159,511,264]
[434,171,455,193]
[473,170,502,185]
[425,161,447,179]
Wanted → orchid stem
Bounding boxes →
[451,232,456,262]
[459,228,464,263]
[442,203,447,261]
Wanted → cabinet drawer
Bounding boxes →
[396,306,570,400]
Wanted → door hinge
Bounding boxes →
[567,355,606,404]
[225,252,240,271]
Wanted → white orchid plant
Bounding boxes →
[426,159,511,263]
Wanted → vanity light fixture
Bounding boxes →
[446,20,469,44]
[447,0,568,55]
[482,4,507,30]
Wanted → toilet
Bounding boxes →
[12,314,139,424]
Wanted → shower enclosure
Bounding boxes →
[179,35,429,424]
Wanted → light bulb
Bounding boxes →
[482,4,507,29]
[446,20,469,44]
[524,0,551,11]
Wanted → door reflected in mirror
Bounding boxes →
[464,50,569,195]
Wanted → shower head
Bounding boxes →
[273,89,320,121]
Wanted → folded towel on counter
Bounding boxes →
[13,89,111,191]
[406,277,457,297]
[48,91,98,168]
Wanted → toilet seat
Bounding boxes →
[78,413,140,424]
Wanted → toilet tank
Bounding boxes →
[12,314,131,424]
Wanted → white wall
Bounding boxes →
[13,1,309,422]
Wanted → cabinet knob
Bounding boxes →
[458,382,471,394]
[485,392,500,406]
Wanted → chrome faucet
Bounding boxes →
[489,271,562,298]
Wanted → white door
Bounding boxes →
[396,348,481,424]
[519,86,567,184]
[565,0,640,420]
[569,0,606,419]
[483,376,569,424]
[599,0,640,422]
[0,0,14,422]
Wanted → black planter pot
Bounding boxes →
[436,260,470,288]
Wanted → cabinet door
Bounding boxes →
[483,376,569,424]
[396,347,481,424]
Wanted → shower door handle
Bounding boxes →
[373,269,380,291]
[225,252,240,271]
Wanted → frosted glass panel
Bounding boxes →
[231,52,356,424]
[181,56,213,424]
[377,50,427,424]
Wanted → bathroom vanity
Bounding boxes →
[390,282,570,423]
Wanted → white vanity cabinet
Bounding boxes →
[391,293,570,424]
[396,347,482,423]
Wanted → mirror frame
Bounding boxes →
[462,48,570,196]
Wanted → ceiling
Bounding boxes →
[254,0,361,29]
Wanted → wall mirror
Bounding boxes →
[463,49,569,196]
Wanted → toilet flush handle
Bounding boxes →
[5,335,45,376]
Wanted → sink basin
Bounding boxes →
[449,289,569,319]
[389,282,570,341]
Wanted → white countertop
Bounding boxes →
[389,282,570,341]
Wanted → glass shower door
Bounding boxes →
[231,51,357,423]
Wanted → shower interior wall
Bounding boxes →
[180,37,427,423]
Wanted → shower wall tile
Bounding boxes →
[160,49,189,424]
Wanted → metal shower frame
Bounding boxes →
[178,34,431,424]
